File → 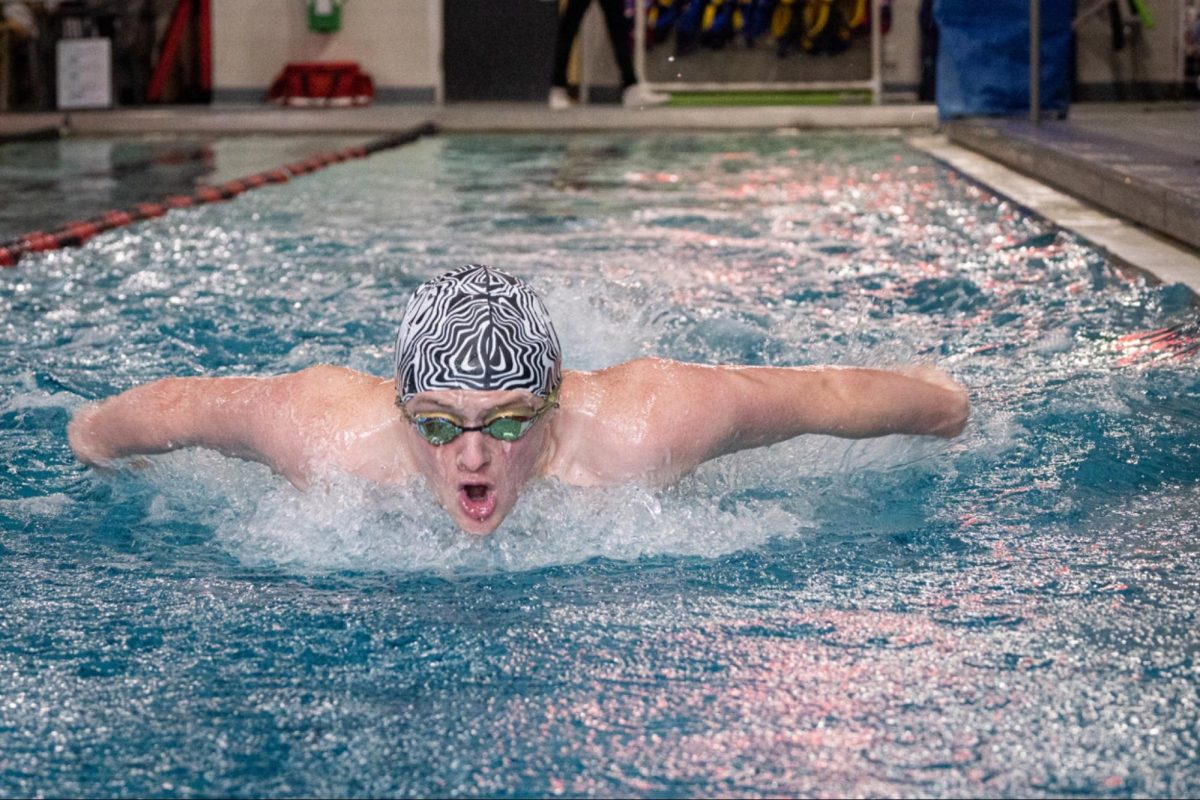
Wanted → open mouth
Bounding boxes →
[458,483,497,522]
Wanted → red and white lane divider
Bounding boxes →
[0,123,436,269]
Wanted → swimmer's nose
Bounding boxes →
[454,431,492,472]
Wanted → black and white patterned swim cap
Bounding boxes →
[394,265,562,403]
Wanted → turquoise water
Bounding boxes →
[2,132,1199,797]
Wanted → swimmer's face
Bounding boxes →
[400,388,555,535]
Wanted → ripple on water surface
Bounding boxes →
[0,131,1198,797]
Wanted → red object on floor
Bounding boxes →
[266,62,375,107]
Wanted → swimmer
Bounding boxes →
[68,264,969,535]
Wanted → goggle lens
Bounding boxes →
[411,415,535,446]
[416,417,463,446]
[402,386,559,447]
[485,416,530,442]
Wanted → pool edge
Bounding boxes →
[908,134,1200,298]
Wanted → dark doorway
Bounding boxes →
[443,0,559,102]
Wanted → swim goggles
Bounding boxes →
[398,386,559,446]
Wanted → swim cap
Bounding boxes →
[394,265,562,403]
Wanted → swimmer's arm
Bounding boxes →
[706,362,969,452]
[67,373,313,486]
[606,359,967,477]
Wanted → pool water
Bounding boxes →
[2,132,1199,797]
[0,134,370,242]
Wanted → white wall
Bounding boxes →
[1074,0,1184,91]
[884,0,921,91]
[212,0,437,98]
[211,0,924,102]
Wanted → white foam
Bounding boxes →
[134,449,274,526]
[0,493,76,520]
[1,379,84,415]
[540,278,672,371]
[125,431,960,577]
[212,472,812,577]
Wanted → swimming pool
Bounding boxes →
[2,131,1199,797]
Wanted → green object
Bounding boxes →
[408,415,533,446]
[399,386,560,447]
[1128,0,1154,29]
[666,90,873,107]
[307,0,342,33]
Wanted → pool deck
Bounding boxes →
[911,134,1200,294]
[945,104,1200,256]
[3,101,1198,292]
[0,102,938,136]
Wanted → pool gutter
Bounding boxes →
[945,114,1200,255]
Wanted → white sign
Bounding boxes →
[57,38,113,110]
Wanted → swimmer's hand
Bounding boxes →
[67,404,114,467]
[895,365,970,438]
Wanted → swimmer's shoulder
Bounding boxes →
[287,363,380,386]
[257,365,409,483]
[550,359,698,485]
[565,357,706,406]
[565,357,678,392]
[265,365,395,423]
[276,364,388,391]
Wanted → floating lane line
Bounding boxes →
[0,122,437,268]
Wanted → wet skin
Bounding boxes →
[400,389,557,536]
[67,359,969,536]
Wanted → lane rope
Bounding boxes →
[0,122,437,268]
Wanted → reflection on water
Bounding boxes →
[0,135,371,241]
[0,132,1198,797]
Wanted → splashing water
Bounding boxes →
[1,132,1198,797]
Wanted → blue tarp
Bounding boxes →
[934,0,1072,120]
